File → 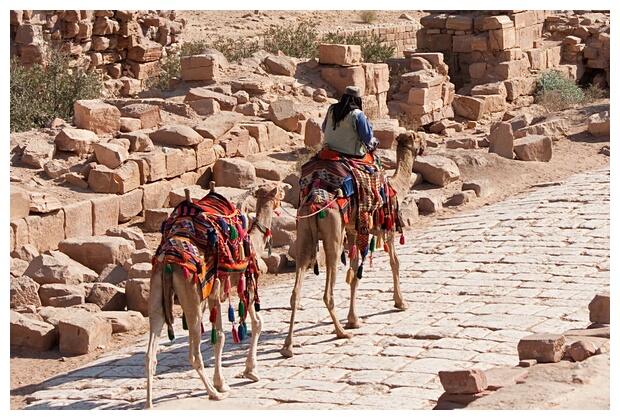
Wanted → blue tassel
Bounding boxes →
[313,262,319,275]
[240,214,247,230]
[208,230,218,247]
[341,251,347,265]
[238,323,246,341]
[254,302,261,312]
[228,305,235,323]
[182,313,188,330]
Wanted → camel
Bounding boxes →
[145,181,285,408]
[280,131,425,358]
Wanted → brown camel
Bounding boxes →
[145,182,285,408]
[280,131,425,358]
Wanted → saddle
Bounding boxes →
[299,149,403,277]
[153,191,258,302]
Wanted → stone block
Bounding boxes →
[93,142,129,169]
[546,46,562,68]
[318,44,362,66]
[120,117,142,132]
[517,333,566,363]
[588,292,610,324]
[452,35,474,53]
[125,279,150,316]
[63,200,93,240]
[24,250,99,285]
[38,283,85,307]
[143,205,172,231]
[478,94,507,114]
[190,98,220,116]
[55,128,99,155]
[118,188,143,223]
[140,179,172,210]
[567,340,597,362]
[212,158,257,189]
[264,54,297,76]
[513,135,552,162]
[58,311,112,355]
[439,370,488,394]
[488,121,514,159]
[445,15,473,31]
[134,150,167,183]
[127,41,162,63]
[150,125,203,146]
[195,138,217,167]
[489,27,516,51]
[122,132,154,152]
[58,236,134,274]
[10,276,42,309]
[462,179,492,197]
[452,95,485,121]
[73,100,121,134]
[11,186,30,221]
[587,111,610,137]
[119,103,161,129]
[25,210,65,253]
[91,195,120,235]
[362,63,390,95]
[413,155,460,187]
[21,139,55,169]
[94,311,146,333]
[220,128,258,158]
[180,54,219,82]
[268,99,301,132]
[86,283,126,311]
[527,48,547,70]
[303,117,324,149]
[320,66,366,98]
[482,15,514,31]
[517,25,535,50]
[495,59,528,79]
[194,110,242,140]
[163,147,185,178]
[10,311,57,351]
[184,87,236,111]
[416,195,442,213]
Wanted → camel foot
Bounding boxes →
[280,346,294,358]
[215,383,230,393]
[335,331,354,339]
[395,301,409,310]
[345,320,362,329]
[244,370,260,382]
[144,401,153,410]
[208,391,227,401]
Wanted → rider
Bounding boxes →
[321,85,378,157]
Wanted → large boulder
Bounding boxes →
[23,251,99,285]
[10,311,57,351]
[86,283,126,311]
[150,125,203,146]
[58,310,113,355]
[587,111,610,137]
[212,158,257,188]
[38,283,85,307]
[94,311,146,333]
[488,121,515,159]
[413,154,461,186]
[57,236,135,274]
[10,276,42,308]
[513,135,552,162]
[125,278,150,316]
[55,128,99,155]
[73,99,121,134]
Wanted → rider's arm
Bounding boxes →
[355,112,373,147]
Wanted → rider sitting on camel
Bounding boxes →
[322,85,379,157]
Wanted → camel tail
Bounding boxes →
[162,264,175,340]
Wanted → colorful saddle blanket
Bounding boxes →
[153,192,257,301]
[299,149,402,264]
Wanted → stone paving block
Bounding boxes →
[517,333,566,363]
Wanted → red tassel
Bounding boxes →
[384,243,389,252]
[350,245,357,258]
[400,234,405,245]
[183,267,190,278]
[223,276,231,295]
[266,228,271,237]
[232,326,240,343]
[237,275,245,296]
[200,322,205,334]
[378,209,385,224]
[209,306,218,323]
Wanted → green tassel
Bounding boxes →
[319,209,326,219]
[238,300,246,318]
[211,327,217,345]
[357,265,363,279]
[167,326,175,341]
[268,237,273,256]
[369,236,376,253]
[229,223,238,240]
[165,263,173,274]
[182,313,188,330]
[313,261,319,275]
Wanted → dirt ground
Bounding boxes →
[9,10,611,410]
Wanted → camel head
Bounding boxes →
[254,181,287,212]
[396,130,426,158]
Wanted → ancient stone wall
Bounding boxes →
[10,10,185,87]
[415,10,610,92]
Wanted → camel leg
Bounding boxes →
[173,276,225,401]
[243,295,263,381]
[145,265,165,409]
[345,230,362,329]
[207,279,229,393]
[280,263,308,358]
[386,230,408,310]
[321,217,352,339]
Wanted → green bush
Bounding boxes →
[263,22,319,58]
[534,70,585,111]
[359,10,378,24]
[10,49,103,132]
[208,36,261,62]
[323,30,395,63]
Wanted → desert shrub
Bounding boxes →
[534,70,585,112]
[323,30,395,63]
[359,10,378,24]
[583,83,610,102]
[263,22,319,58]
[208,36,261,62]
[10,49,103,132]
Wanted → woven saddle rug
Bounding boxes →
[299,149,401,265]
[153,191,258,302]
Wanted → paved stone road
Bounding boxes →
[23,168,610,410]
